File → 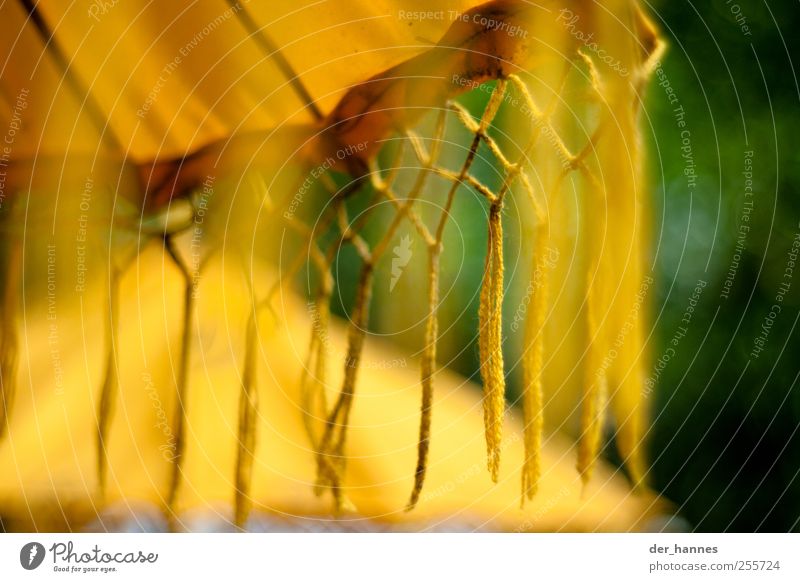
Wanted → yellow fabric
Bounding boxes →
[1,0,478,160]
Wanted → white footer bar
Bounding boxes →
[1,533,797,581]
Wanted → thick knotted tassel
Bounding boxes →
[479,203,506,482]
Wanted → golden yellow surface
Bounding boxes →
[1,0,479,160]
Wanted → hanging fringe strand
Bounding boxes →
[96,268,121,497]
[520,175,549,503]
[479,203,506,482]
[577,263,609,487]
[163,236,196,526]
[234,307,259,529]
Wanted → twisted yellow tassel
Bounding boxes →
[479,203,506,482]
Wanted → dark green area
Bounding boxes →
[647,0,800,532]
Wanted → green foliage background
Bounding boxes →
[643,0,800,532]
